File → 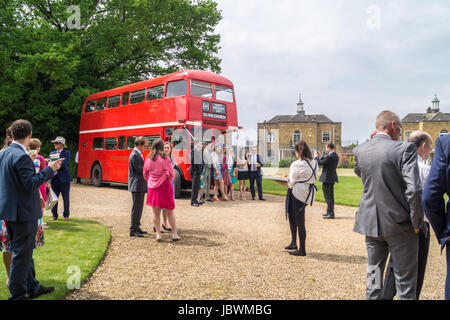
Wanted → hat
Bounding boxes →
[51,136,66,147]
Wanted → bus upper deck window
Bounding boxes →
[108,95,121,108]
[122,92,130,106]
[166,80,187,98]
[85,100,95,113]
[130,89,146,104]
[215,85,234,102]
[191,80,212,99]
[147,85,164,101]
[96,97,107,111]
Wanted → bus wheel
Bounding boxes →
[91,164,103,187]
[174,169,181,198]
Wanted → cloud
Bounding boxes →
[215,0,450,143]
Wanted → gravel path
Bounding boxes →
[62,183,447,300]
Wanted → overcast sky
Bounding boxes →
[214,0,450,144]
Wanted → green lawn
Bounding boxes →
[261,177,363,207]
[0,217,111,300]
[237,177,448,208]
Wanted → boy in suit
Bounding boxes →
[129,137,149,237]
[0,119,63,299]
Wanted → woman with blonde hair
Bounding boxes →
[143,139,180,241]
[237,148,249,200]
[211,144,230,202]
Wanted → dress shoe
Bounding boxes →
[28,285,55,299]
[198,200,205,205]
[64,217,70,221]
[284,244,297,250]
[50,217,58,221]
[138,229,148,235]
[206,199,214,202]
[323,214,335,219]
[259,198,266,201]
[130,231,144,238]
[162,224,172,232]
[289,250,306,256]
[191,202,200,207]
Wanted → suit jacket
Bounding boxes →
[128,149,147,193]
[247,153,263,176]
[422,135,450,248]
[51,148,72,183]
[0,143,54,222]
[315,152,339,184]
[353,134,424,237]
[190,146,204,175]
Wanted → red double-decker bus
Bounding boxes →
[77,70,239,197]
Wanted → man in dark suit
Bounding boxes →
[50,136,72,221]
[315,143,339,219]
[247,147,265,201]
[423,134,450,300]
[129,136,149,237]
[190,140,204,207]
[0,119,63,300]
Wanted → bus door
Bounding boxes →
[173,127,189,172]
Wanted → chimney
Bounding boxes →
[297,93,305,116]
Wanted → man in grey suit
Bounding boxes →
[129,136,148,238]
[353,110,424,300]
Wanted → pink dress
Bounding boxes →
[143,155,175,210]
[37,155,47,203]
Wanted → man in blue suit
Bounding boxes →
[0,120,63,299]
[50,136,72,221]
[422,134,450,300]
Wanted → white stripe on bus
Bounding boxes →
[79,121,202,134]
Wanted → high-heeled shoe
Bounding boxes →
[153,226,164,233]
[156,234,162,242]
[284,244,297,250]
[221,197,230,201]
[172,233,181,241]
[212,196,221,202]
[162,224,172,232]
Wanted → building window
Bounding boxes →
[322,131,331,143]
[293,130,302,146]
[268,150,274,161]
[404,130,413,141]
[440,129,449,137]
[268,132,275,143]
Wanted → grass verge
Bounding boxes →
[0,216,111,300]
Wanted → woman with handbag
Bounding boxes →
[278,141,318,257]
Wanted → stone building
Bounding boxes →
[402,94,449,146]
[257,94,342,163]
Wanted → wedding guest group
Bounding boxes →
[0,120,64,300]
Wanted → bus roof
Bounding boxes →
[85,70,234,101]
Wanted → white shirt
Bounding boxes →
[418,155,431,223]
[134,147,144,160]
[288,159,318,203]
[11,141,28,154]
[227,154,234,169]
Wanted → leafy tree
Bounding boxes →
[0,0,222,174]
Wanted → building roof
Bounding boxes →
[402,112,450,123]
[263,114,336,124]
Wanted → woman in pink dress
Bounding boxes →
[143,139,181,242]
